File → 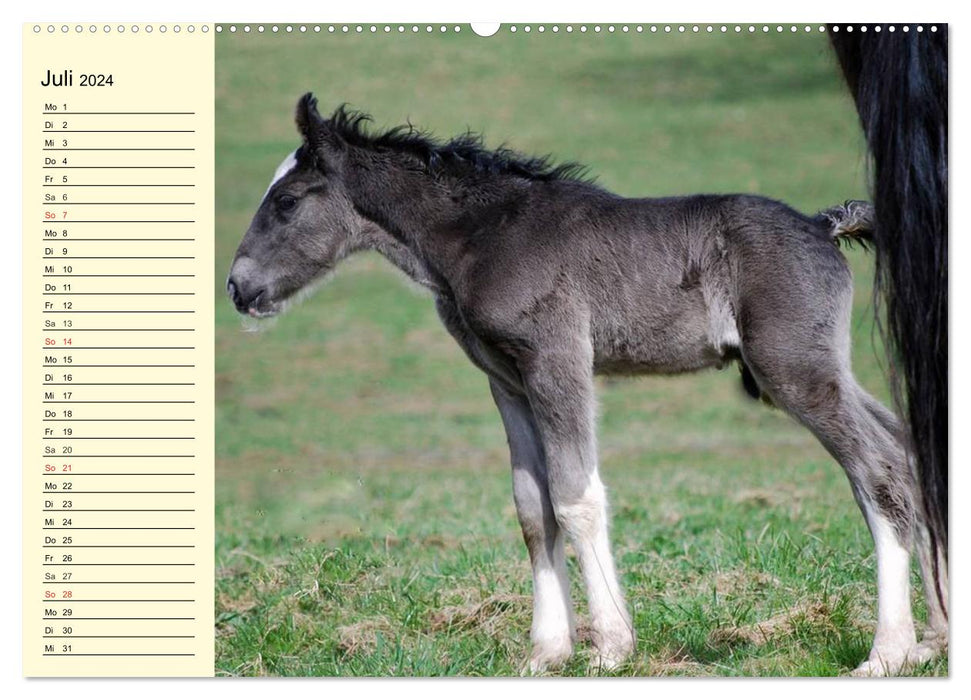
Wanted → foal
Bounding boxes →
[227,94,947,675]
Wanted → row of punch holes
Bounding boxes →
[33,24,939,35]
[214,24,937,35]
[34,24,208,33]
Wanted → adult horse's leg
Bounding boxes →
[490,380,576,672]
[519,337,634,670]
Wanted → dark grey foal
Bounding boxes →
[227,94,947,675]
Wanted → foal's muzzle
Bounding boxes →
[226,262,270,316]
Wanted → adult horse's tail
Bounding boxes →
[828,25,948,607]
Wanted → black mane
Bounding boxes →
[328,105,593,183]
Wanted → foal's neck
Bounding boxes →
[346,152,479,292]
[357,224,441,292]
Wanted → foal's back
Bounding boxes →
[457,182,847,377]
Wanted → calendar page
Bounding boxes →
[21,20,950,680]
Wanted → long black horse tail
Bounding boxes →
[829,25,948,603]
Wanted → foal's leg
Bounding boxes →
[519,341,634,670]
[861,394,949,656]
[490,380,576,672]
[746,350,920,675]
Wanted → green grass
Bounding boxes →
[214,28,945,676]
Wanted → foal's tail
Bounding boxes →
[815,200,875,248]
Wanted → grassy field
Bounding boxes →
[213,27,945,676]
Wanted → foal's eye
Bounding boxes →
[276,194,298,211]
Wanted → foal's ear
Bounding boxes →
[295,92,325,146]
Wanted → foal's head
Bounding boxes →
[227,93,368,317]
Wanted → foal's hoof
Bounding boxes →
[591,631,635,672]
[525,639,574,675]
[850,645,929,677]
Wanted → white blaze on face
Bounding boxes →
[261,149,299,202]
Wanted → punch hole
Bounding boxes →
[524,26,531,33]
[33,25,40,32]
[202,25,209,33]
[90,24,98,32]
[145,25,153,33]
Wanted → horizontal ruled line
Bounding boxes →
[43,293,196,296]
[43,274,195,277]
[43,166,195,169]
[43,509,195,512]
[43,564,195,566]
[43,148,195,152]
[43,202,195,205]
[43,527,196,530]
[44,184,195,187]
[43,111,196,115]
[43,635,196,638]
[44,129,194,133]
[42,239,197,242]
[42,435,195,438]
[43,491,194,494]
[42,222,195,225]
[42,545,196,548]
[37,472,195,475]
[44,401,195,404]
[42,617,194,621]
[42,654,196,657]
[42,382,196,386]
[41,599,196,602]
[40,454,195,457]
[42,364,196,367]
[44,582,195,585]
